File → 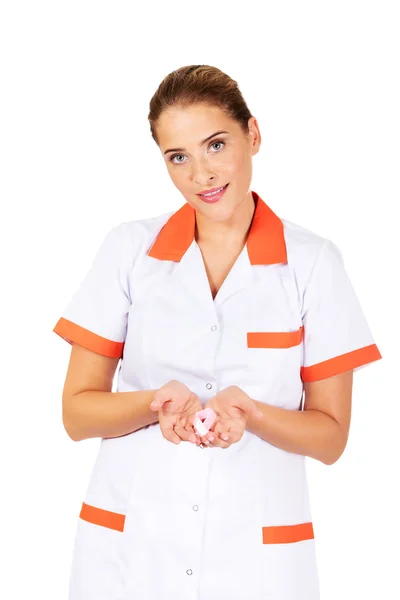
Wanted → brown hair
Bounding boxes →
[148,65,253,145]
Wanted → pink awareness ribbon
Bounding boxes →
[193,407,217,437]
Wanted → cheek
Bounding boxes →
[218,147,238,169]
[168,167,187,191]
[220,148,249,178]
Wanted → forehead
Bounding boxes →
[156,103,238,146]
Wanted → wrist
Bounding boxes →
[147,390,161,423]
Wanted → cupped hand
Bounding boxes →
[150,380,204,445]
[199,386,264,449]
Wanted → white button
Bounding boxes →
[192,505,199,511]
[186,569,193,575]
[206,383,212,389]
[211,325,217,331]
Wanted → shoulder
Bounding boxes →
[282,218,325,260]
[107,209,175,257]
[281,217,344,287]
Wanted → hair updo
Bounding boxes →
[148,65,253,145]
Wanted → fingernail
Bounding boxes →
[208,435,215,442]
[221,435,229,441]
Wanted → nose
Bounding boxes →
[190,155,216,185]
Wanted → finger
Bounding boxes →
[236,397,264,420]
[186,421,203,445]
[212,426,238,447]
[175,422,197,444]
[187,425,203,445]
[204,435,230,449]
[150,396,166,411]
[150,387,176,411]
[187,411,202,433]
[160,420,181,445]
[214,419,231,442]
[222,429,241,444]
[198,430,216,447]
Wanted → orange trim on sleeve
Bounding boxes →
[79,502,125,532]
[301,343,382,382]
[53,317,124,358]
[262,522,314,544]
[247,326,303,348]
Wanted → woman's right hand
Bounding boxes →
[150,380,206,445]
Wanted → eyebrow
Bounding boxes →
[163,130,229,155]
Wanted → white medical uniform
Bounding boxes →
[53,191,382,600]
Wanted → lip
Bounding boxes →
[197,184,227,196]
[197,183,229,203]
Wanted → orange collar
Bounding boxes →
[147,190,287,265]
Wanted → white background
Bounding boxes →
[1,1,398,598]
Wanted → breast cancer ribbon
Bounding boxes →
[193,407,217,437]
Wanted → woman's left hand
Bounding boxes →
[199,386,264,449]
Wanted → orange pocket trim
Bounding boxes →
[53,317,124,358]
[262,522,314,544]
[247,326,304,349]
[79,502,126,532]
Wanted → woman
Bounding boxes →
[53,65,382,600]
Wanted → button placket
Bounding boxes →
[200,320,218,449]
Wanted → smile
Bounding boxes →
[197,183,229,203]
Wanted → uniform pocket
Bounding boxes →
[247,326,304,349]
[246,325,303,373]
[79,501,126,532]
[262,521,314,544]
[260,522,320,599]
[69,504,128,598]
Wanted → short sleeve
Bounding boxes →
[52,222,133,358]
[300,238,382,382]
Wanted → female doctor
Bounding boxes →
[54,65,382,600]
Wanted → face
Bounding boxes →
[155,103,261,222]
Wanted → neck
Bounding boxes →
[195,190,256,246]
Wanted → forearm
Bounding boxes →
[64,389,159,442]
[246,400,345,465]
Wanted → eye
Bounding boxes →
[170,153,186,164]
[169,140,226,164]
[210,140,225,152]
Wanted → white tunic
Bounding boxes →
[53,191,382,600]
